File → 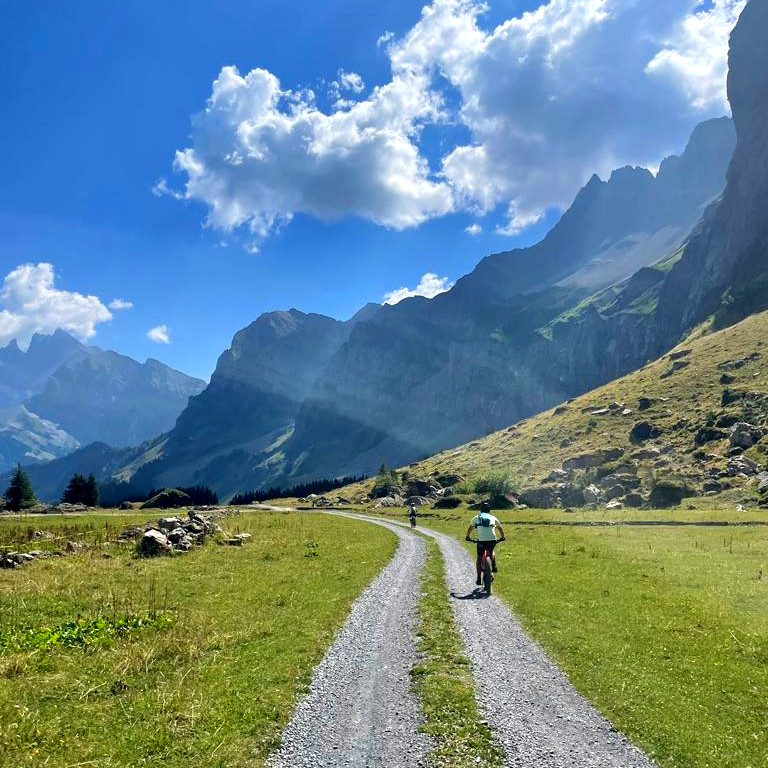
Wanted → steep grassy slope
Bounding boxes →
[382,310,768,501]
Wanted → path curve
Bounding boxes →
[340,512,658,768]
[267,514,431,768]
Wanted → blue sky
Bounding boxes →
[0,0,742,378]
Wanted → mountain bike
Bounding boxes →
[467,538,502,594]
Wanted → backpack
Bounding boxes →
[476,512,492,528]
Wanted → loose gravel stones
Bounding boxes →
[268,517,431,768]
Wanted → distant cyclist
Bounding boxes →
[408,503,417,529]
[465,501,505,586]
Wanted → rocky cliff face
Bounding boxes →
[126,111,736,495]
[129,307,377,494]
[274,117,736,483]
[658,0,768,331]
[534,0,768,395]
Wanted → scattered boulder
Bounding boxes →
[703,479,724,493]
[519,486,559,509]
[605,500,624,510]
[649,480,694,508]
[562,448,624,470]
[660,360,690,378]
[757,473,768,495]
[730,422,763,449]
[715,413,741,428]
[139,530,172,557]
[546,468,569,483]
[721,389,746,406]
[624,493,644,508]
[405,495,430,507]
[630,421,664,443]
[433,497,462,509]
[637,397,658,411]
[720,372,736,385]
[605,484,626,501]
[374,496,402,508]
[630,447,661,460]
[728,455,760,477]
[434,473,463,488]
[553,405,570,415]
[406,478,439,497]
[668,349,692,361]
[559,485,585,508]
[695,426,729,445]
[583,484,603,505]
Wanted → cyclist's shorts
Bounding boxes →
[476,540,497,557]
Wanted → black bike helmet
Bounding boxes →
[480,501,491,513]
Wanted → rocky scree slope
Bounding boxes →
[127,117,734,497]
[388,309,768,511]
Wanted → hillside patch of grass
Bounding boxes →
[0,511,396,767]
[422,515,768,768]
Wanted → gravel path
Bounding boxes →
[267,515,431,768]
[418,522,658,768]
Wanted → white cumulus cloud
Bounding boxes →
[170,65,453,241]
[645,0,746,111]
[383,272,454,304]
[147,324,171,344]
[464,223,482,235]
[109,298,134,311]
[167,0,744,242]
[0,263,112,349]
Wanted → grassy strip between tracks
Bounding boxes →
[0,510,396,768]
[412,538,505,768]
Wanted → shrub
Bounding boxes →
[455,469,519,497]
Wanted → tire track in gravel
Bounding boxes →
[267,515,432,768]
[338,512,658,768]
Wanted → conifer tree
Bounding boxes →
[84,475,99,507]
[62,473,87,504]
[4,464,37,512]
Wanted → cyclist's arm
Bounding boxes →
[496,524,506,541]
[465,524,475,540]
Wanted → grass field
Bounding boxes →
[412,509,768,768]
[0,510,396,767]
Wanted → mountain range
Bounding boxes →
[0,331,205,473]
[16,0,768,502]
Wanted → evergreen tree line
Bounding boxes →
[229,475,367,505]
[2,467,218,511]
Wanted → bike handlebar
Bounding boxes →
[466,537,505,543]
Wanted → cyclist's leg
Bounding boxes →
[488,541,498,572]
[475,542,484,582]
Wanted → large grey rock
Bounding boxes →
[730,422,763,448]
[139,529,172,557]
[728,455,760,477]
[562,448,624,470]
[519,486,559,509]
[583,484,604,505]
[630,421,664,443]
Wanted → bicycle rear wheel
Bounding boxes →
[482,555,493,594]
